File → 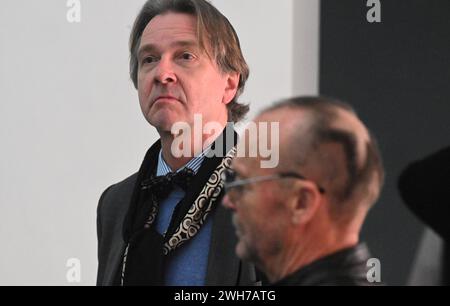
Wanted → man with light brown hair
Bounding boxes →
[97,0,257,286]
[223,96,385,285]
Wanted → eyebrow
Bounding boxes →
[137,40,200,60]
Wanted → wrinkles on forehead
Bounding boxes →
[140,12,214,61]
[141,13,196,43]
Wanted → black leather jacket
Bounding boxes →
[272,243,380,286]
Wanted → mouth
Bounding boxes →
[153,95,179,104]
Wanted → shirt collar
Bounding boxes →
[157,145,212,176]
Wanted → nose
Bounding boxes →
[154,57,177,84]
[222,194,237,211]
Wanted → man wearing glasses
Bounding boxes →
[223,96,385,286]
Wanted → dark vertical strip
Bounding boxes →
[319,0,450,285]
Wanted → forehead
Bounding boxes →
[232,128,272,176]
[253,109,302,147]
[231,156,257,177]
[141,12,198,46]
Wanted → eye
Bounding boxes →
[142,55,158,65]
[234,185,245,195]
[179,52,196,61]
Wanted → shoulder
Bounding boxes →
[98,173,138,217]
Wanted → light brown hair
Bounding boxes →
[129,0,250,122]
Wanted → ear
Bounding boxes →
[222,72,240,105]
[289,182,322,226]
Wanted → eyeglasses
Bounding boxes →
[222,169,326,195]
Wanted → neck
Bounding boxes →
[158,123,226,171]
[263,226,359,284]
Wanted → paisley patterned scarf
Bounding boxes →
[119,128,237,286]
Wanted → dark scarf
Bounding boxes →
[119,127,238,286]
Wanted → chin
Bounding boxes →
[149,115,180,132]
[236,241,251,261]
[152,120,175,133]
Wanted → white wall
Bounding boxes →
[0,0,319,285]
[293,0,320,96]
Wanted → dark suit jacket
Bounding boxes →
[96,172,258,286]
